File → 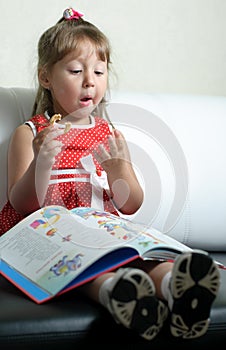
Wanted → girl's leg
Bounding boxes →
[129,259,173,299]
[143,252,220,339]
[78,251,220,340]
[168,251,220,339]
[79,272,116,303]
[79,267,168,341]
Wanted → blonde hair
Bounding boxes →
[32,16,112,117]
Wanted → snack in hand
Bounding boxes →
[50,114,71,133]
[49,114,62,125]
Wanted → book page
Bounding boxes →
[70,207,192,257]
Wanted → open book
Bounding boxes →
[0,205,225,304]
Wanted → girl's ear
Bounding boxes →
[38,67,51,89]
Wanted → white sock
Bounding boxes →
[99,277,114,308]
[160,271,172,304]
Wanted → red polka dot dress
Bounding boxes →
[0,114,119,236]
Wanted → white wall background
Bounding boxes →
[0,0,226,95]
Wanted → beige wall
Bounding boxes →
[0,0,226,95]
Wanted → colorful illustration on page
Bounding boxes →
[49,253,84,277]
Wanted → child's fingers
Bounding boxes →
[44,125,65,141]
[109,131,129,159]
[33,127,64,156]
[112,128,125,140]
[108,135,118,157]
[94,144,111,164]
[112,129,127,149]
[35,127,64,152]
[42,139,63,152]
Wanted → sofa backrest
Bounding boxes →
[108,91,226,250]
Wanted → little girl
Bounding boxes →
[0,7,220,341]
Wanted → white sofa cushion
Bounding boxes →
[109,92,226,251]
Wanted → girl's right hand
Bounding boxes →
[32,126,64,169]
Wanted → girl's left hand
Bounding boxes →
[94,128,143,214]
[94,129,131,172]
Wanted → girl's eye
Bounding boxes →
[95,71,104,75]
[70,70,82,74]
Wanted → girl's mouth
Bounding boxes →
[80,96,93,107]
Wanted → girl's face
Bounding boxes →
[43,40,108,123]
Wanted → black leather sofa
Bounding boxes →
[1,87,226,349]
